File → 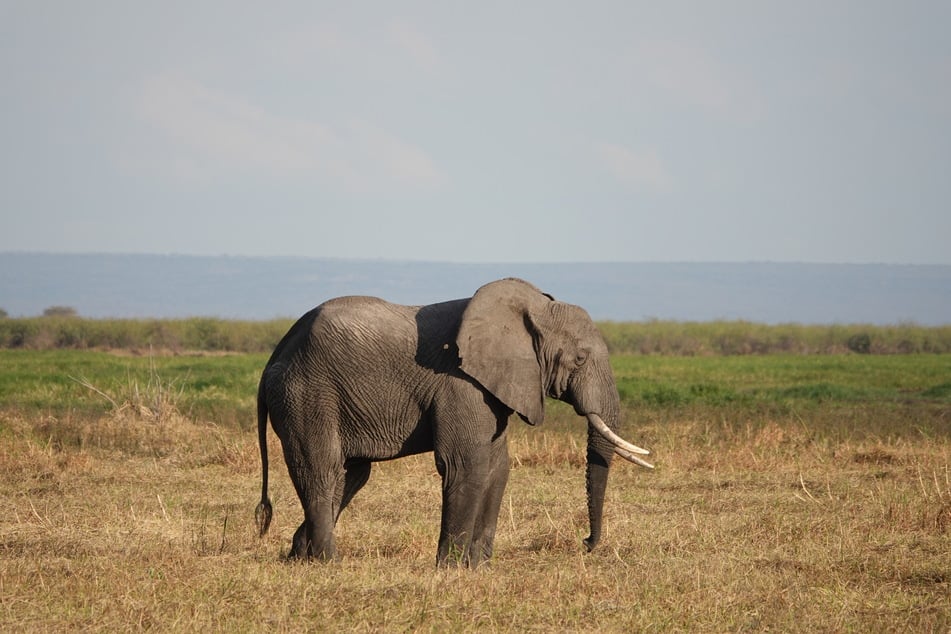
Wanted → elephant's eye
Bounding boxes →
[574,350,589,366]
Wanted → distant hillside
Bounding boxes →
[1,253,949,324]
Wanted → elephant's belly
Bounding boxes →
[339,411,434,461]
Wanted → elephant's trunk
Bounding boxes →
[583,412,653,551]
[583,422,614,552]
[564,351,652,551]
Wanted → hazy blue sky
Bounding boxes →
[2,2,949,264]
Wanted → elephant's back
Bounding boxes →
[311,295,419,350]
[265,294,469,393]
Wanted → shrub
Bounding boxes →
[599,321,951,355]
[43,306,78,317]
[847,333,872,354]
[0,317,949,354]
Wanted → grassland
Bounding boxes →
[1,346,949,631]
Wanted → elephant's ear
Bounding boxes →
[456,278,551,426]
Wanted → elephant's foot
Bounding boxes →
[286,521,338,562]
[285,545,339,562]
[436,539,493,569]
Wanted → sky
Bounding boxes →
[2,1,950,264]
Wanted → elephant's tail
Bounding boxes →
[255,376,273,537]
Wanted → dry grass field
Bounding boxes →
[1,350,949,631]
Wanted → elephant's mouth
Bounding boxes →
[586,413,654,469]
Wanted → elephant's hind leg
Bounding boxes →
[287,460,369,560]
[286,490,342,561]
[282,431,344,561]
[289,521,308,559]
[335,460,372,523]
[302,493,340,560]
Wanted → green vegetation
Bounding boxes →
[0,350,267,428]
[1,330,949,630]
[2,316,951,354]
[612,354,951,406]
[3,351,947,435]
[599,319,951,355]
[0,317,293,353]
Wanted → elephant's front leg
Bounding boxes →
[434,446,492,568]
[469,434,510,567]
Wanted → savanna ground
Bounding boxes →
[1,340,949,631]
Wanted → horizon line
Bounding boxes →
[2,250,949,268]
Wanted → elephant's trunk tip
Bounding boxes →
[256,499,273,537]
[583,534,599,552]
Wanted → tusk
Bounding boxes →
[587,413,651,455]
[615,447,655,469]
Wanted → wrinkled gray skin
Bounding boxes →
[256,278,627,567]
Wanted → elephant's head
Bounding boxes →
[456,278,652,551]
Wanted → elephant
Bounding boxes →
[255,277,653,567]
